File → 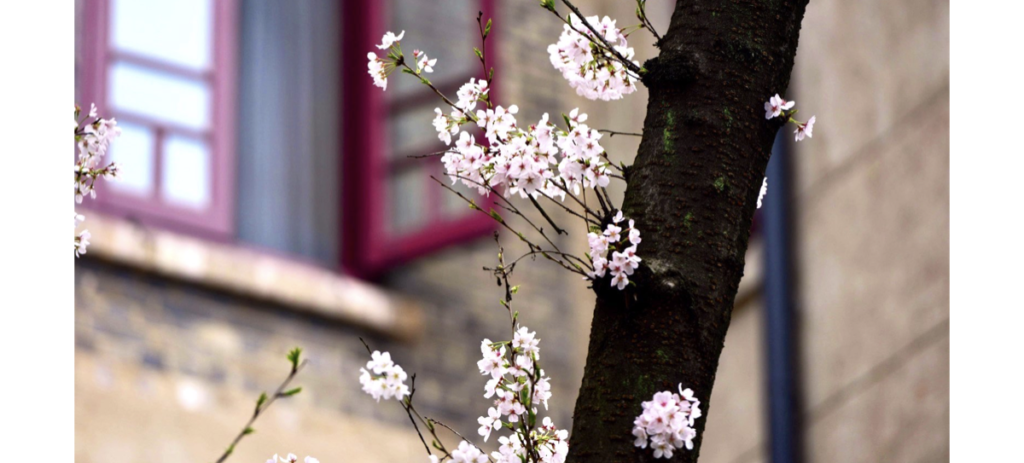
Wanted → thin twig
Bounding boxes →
[445,174,567,250]
[636,0,662,41]
[599,152,625,173]
[476,11,494,97]
[402,375,433,455]
[398,61,475,121]
[430,176,587,276]
[546,180,603,220]
[407,150,452,159]
[538,189,602,225]
[558,0,643,75]
[597,129,643,138]
[214,359,307,463]
[427,417,476,446]
[593,185,612,215]
[528,194,568,235]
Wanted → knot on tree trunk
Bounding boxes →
[641,53,703,89]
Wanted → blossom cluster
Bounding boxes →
[358,351,410,402]
[74,214,91,258]
[548,14,639,101]
[632,385,704,459]
[476,326,570,463]
[764,94,816,142]
[367,30,437,91]
[74,103,121,257]
[428,441,488,463]
[435,100,612,201]
[267,454,318,463]
[587,211,641,290]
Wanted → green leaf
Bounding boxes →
[256,392,268,410]
[510,285,520,294]
[484,19,492,38]
[243,427,255,435]
[562,113,572,128]
[287,347,302,370]
[281,387,302,397]
[539,0,556,11]
[474,47,484,60]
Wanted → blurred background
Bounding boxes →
[73,0,949,462]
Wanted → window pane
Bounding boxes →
[389,167,428,236]
[389,0,478,99]
[388,104,442,159]
[161,135,211,210]
[106,121,155,197]
[110,0,213,70]
[109,61,211,130]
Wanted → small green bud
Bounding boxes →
[287,347,302,370]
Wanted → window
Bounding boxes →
[78,0,238,238]
[77,0,496,277]
[341,0,497,278]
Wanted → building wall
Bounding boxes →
[74,2,606,462]
[699,0,950,462]
[74,1,949,463]
[793,0,950,460]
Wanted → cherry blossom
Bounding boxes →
[764,94,795,119]
[266,454,317,463]
[413,49,436,74]
[477,406,502,441]
[455,78,489,111]
[548,14,639,101]
[794,115,816,142]
[451,441,488,463]
[376,30,405,50]
[433,102,613,200]
[74,104,121,256]
[757,177,768,209]
[632,384,703,459]
[367,52,388,90]
[764,94,817,143]
[358,350,410,402]
[586,214,641,290]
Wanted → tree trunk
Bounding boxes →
[566,1,810,461]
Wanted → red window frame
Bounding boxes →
[341,0,499,279]
[78,0,238,240]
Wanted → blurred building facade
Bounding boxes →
[74,1,948,463]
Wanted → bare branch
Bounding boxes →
[597,129,643,138]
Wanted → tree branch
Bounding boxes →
[558,0,643,75]
[215,354,306,463]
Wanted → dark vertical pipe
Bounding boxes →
[763,132,803,463]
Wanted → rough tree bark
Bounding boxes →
[566,0,810,461]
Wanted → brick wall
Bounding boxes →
[74,1,949,462]
[75,3,607,462]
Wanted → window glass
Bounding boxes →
[108,61,211,130]
[161,135,211,210]
[110,0,213,70]
[106,121,155,197]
